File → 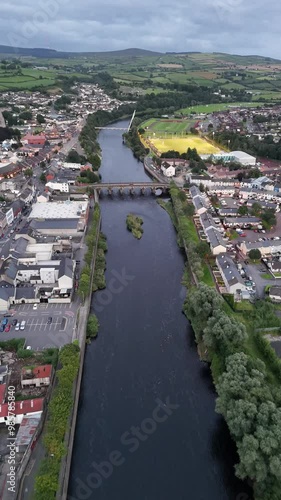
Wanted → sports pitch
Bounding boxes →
[141,119,222,154]
[150,136,221,154]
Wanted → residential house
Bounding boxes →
[216,254,248,296]
[190,186,208,215]
[239,240,281,257]
[223,217,260,228]
[269,286,281,302]
[161,162,175,178]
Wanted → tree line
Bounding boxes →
[184,283,281,500]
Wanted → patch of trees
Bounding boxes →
[19,110,32,121]
[87,314,99,339]
[37,113,45,124]
[66,149,87,164]
[0,126,20,141]
[123,122,149,160]
[184,283,281,499]
[78,205,102,298]
[77,169,100,184]
[54,94,72,110]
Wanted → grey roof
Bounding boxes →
[200,212,218,232]
[218,208,238,216]
[190,185,201,198]
[224,216,260,225]
[58,257,73,279]
[269,286,281,297]
[15,286,36,300]
[11,237,29,255]
[30,219,78,230]
[207,228,227,250]
[18,262,60,272]
[0,283,14,301]
[217,254,244,287]
[243,240,281,251]
[2,260,18,280]
[271,260,281,272]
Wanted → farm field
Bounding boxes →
[142,134,222,155]
[177,102,263,115]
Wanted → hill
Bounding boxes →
[0,45,162,59]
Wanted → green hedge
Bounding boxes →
[34,343,80,500]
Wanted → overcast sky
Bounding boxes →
[1,0,280,58]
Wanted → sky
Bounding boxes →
[0,0,280,58]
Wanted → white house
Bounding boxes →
[161,163,175,178]
[190,186,208,215]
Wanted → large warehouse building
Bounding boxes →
[203,150,256,166]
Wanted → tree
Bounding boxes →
[249,248,261,261]
[40,161,46,169]
[37,113,45,124]
[184,284,223,341]
[24,168,33,178]
[66,150,81,164]
[19,110,32,121]
[87,314,99,338]
[261,209,276,230]
[251,202,262,217]
[196,241,211,259]
[203,311,248,356]
[40,173,47,184]
[238,205,248,216]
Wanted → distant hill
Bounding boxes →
[0,45,162,59]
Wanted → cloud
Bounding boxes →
[0,0,280,58]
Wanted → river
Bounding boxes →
[68,120,252,500]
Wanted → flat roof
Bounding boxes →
[29,201,88,220]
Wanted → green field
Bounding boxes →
[177,102,263,115]
[142,118,195,134]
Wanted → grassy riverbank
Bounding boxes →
[126,213,144,239]
[34,343,80,500]
[167,185,281,500]
[93,232,107,291]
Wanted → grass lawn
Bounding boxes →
[261,273,274,279]
[201,263,215,287]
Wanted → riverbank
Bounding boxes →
[168,185,281,500]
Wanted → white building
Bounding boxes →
[161,163,175,178]
[46,181,69,193]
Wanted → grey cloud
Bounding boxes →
[0,0,280,57]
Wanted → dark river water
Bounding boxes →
[68,120,252,500]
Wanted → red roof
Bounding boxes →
[33,365,52,379]
[0,398,44,418]
[22,364,52,379]
[0,384,6,404]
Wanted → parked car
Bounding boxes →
[33,304,37,310]
[15,322,20,331]
[12,319,17,326]
[47,317,52,324]
[4,324,10,332]
[2,318,8,326]
[0,325,4,332]
[20,320,26,330]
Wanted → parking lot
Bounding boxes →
[0,302,79,350]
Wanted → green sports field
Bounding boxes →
[140,118,222,155]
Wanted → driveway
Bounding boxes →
[243,262,274,298]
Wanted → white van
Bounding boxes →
[20,320,26,330]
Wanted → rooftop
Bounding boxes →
[29,201,88,219]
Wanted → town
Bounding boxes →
[0,79,280,499]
